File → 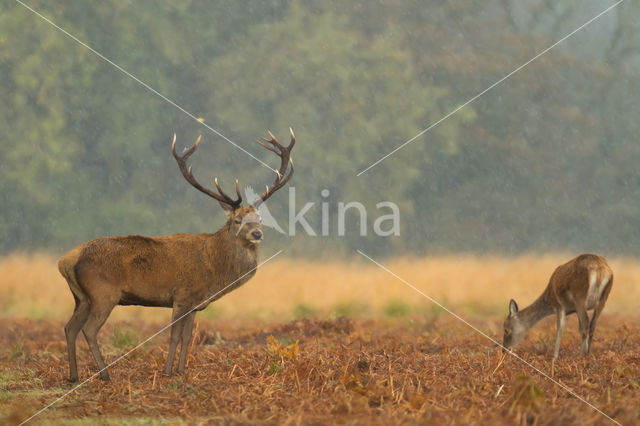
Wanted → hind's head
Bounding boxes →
[502,299,526,351]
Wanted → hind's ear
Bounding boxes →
[509,299,519,317]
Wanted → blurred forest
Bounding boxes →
[1,0,639,257]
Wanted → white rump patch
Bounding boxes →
[599,272,611,298]
[586,270,599,310]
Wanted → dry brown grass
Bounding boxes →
[1,253,638,425]
[1,252,638,322]
[1,316,638,425]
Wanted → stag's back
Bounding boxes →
[59,231,259,308]
[60,234,202,307]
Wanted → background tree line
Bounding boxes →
[1,0,639,257]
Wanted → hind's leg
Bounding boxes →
[576,304,590,356]
[82,300,115,381]
[65,297,90,382]
[588,277,613,354]
[553,309,566,360]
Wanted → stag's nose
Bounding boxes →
[252,230,263,240]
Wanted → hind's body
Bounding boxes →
[503,254,613,359]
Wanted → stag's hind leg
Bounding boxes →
[65,297,90,382]
[60,262,91,382]
[82,299,116,381]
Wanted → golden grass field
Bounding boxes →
[1,252,638,321]
[1,253,639,425]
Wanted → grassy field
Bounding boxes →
[1,316,639,425]
[0,253,639,424]
[2,252,640,321]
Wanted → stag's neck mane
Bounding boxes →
[205,220,258,259]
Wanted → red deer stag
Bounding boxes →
[502,254,613,359]
[58,129,295,381]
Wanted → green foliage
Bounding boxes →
[9,340,24,360]
[508,375,545,414]
[383,300,411,318]
[110,327,139,349]
[331,300,368,318]
[293,303,317,319]
[2,1,640,256]
[267,361,283,376]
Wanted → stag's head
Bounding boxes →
[502,299,526,351]
[228,206,263,245]
[171,129,295,246]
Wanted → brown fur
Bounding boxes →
[58,206,264,381]
[503,254,613,359]
[59,131,294,382]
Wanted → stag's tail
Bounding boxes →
[58,247,89,305]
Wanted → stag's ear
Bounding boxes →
[509,299,519,317]
[219,201,235,215]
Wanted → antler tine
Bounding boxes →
[172,134,201,161]
[256,139,279,154]
[253,128,295,206]
[171,135,241,209]
[262,130,286,150]
[267,130,281,146]
[279,157,294,186]
[235,179,242,201]
[259,158,294,205]
[288,127,296,149]
[214,177,243,206]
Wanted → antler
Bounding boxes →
[171,134,242,209]
[254,128,295,206]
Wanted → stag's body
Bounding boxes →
[503,254,613,359]
[59,130,294,382]
[59,227,258,381]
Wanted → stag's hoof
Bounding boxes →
[69,377,78,383]
[99,373,110,381]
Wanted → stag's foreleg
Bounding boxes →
[163,305,190,375]
[177,312,196,375]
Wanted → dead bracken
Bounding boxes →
[1,316,638,425]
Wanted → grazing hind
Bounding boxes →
[58,130,295,381]
[502,254,613,359]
